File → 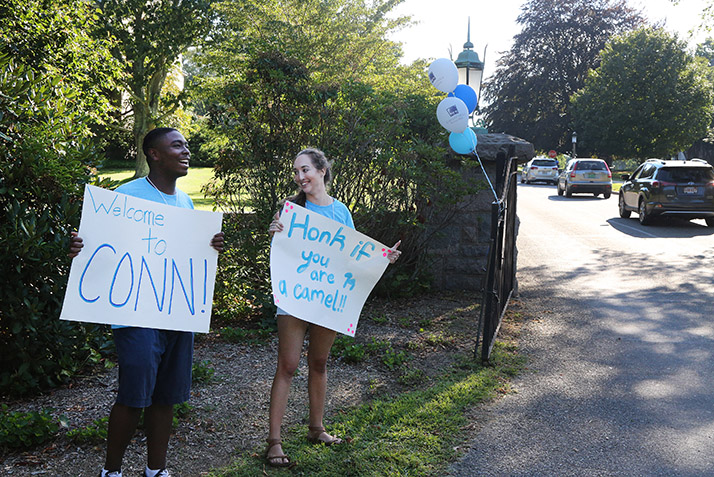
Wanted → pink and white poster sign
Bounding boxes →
[270,201,393,336]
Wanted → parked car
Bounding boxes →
[521,157,559,184]
[557,158,612,198]
[618,158,714,226]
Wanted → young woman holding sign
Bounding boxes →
[265,148,401,467]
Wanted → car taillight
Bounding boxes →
[531,166,537,170]
[651,180,660,189]
[604,163,612,178]
[570,171,575,178]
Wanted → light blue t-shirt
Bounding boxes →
[304,198,354,228]
[116,177,194,210]
[111,177,193,329]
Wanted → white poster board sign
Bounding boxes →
[270,201,393,336]
[60,185,223,333]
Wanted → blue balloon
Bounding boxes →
[449,128,478,155]
[448,84,478,113]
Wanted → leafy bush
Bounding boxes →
[192,360,215,383]
[366,338,389,354]
[173,402,194,427]
[67,417,108,444]
[217,326,273,345]
[0,6,119,396]
[0,405,60,449]
[211,213,275,326]
[381,347,412,370]
[331,336,367,364]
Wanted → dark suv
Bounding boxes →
[618,159,714,226]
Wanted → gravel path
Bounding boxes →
[1,293,479,476]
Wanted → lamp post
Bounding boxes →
[455,17,486,132]
[571,131,577,158]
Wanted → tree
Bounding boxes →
[1,0,118,117]
[697,38,714,66]
[571,28,714,159]
[189,0,479,317]
[93,0,215,176]
[483,0,644,151]
[194,0,408,85]
[669,0,713,33]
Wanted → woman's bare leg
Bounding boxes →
[306,324,339,443]
[267,315,308,463]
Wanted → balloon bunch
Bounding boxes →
[428,58,478,155]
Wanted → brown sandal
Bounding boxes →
[307,426,343,445]
[265,438,292,467]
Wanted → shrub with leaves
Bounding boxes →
[192,360,216,384]
[67,417,108,445]
[0,0,120,396]
[331,335,367,364]
[0,405,60,449]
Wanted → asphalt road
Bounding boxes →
[450,182,714,476]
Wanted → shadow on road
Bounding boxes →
[607,217,714,238]
[547,194,609,202]
[502,245,714,475]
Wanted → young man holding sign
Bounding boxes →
[265,148,401,467]
[69,128,224,477]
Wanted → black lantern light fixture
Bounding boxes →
[454,18,486,132]
[454,18,484,104]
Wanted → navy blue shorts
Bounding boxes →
[112,327,194,408]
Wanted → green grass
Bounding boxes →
[97,167,217,211]
[207,342,525,477]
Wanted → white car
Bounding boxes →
[521,157,559,184]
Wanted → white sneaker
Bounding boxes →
[144,469,171,477]
[100,470,122,477]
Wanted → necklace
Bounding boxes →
[146,176,178,207]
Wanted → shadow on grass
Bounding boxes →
[192,197,216,211]
[209,343,524,477]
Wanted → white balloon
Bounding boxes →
[428,58,459,93]
[436,96,469,133]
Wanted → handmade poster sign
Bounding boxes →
[60,185,223,333]
[270,201,393,336]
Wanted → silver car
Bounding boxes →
[521,157,559,184]
[557,158,612,198]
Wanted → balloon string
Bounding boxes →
[473,151,499,201]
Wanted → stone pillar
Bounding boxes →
[426,133,534,291]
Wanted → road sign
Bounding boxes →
[548,150,557,158]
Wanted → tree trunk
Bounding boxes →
[132,105,151,178]
[132,64,168,178]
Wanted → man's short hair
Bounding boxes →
[142,127,179,159]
